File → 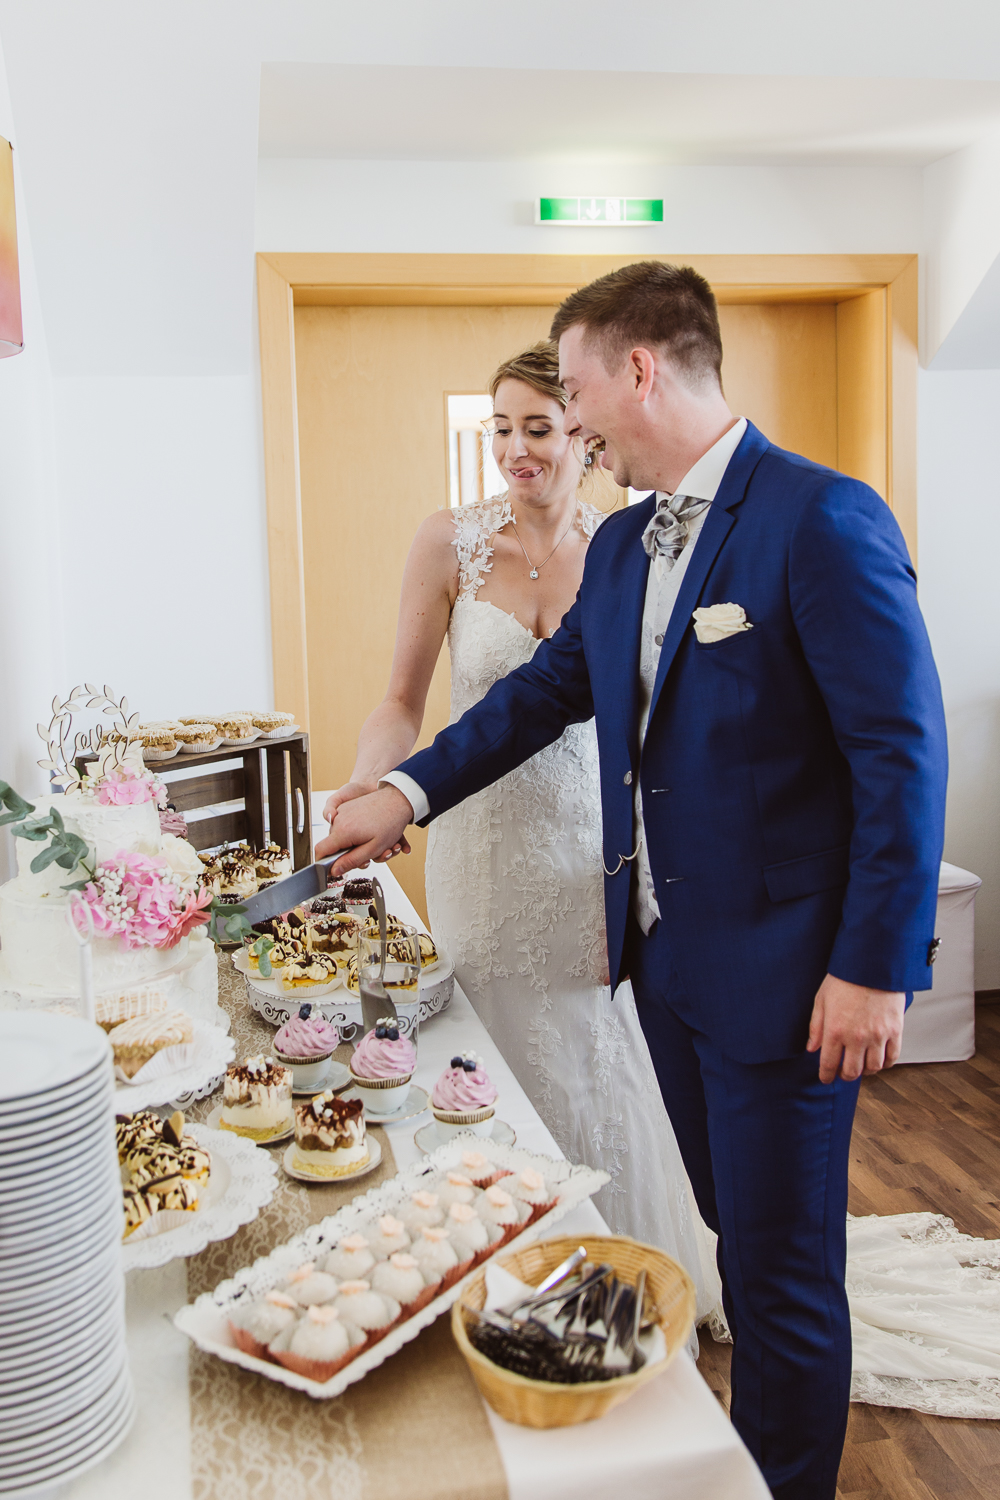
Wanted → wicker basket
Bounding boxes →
[451,1234,695,1428]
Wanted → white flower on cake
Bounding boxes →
[691,602,753,644]
[159,833,205,890]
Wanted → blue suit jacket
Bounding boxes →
[401,423,948,1062]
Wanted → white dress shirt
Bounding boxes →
[384,418,748,907]
[631,417,747,932]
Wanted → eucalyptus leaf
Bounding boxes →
[30,844,65,873]
[48,805,65,833]
[0,781,35,821]
[13,817,53,842]
[61,878,91,892]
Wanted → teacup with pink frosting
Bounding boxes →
[273,1004,340,1089]
[349,1019,417,1114]
[431,1050,498,1139]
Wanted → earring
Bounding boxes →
[584,453,593,466]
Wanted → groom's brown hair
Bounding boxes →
[550,261,723,390]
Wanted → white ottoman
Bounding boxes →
[898,861,981,1065]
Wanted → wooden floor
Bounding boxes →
[696,1006,1000,1499]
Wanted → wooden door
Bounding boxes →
[294,304,620,920]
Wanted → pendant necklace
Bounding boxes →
[509,511,577,581]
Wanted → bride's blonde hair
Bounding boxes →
[488,340,567,409]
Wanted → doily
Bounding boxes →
[113,1019,234,1112]
[122,1124,278,1271]
[174,1136,608,1400]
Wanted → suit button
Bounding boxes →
[623,771,632,786]
[928,938,942,965]
[654,633,664,646]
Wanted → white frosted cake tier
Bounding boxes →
[0,881,190,990]
[0,928,220,1026]
[11,792,162,897]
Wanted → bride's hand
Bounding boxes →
[323,782,376,825]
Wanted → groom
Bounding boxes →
[318,262,947,1498]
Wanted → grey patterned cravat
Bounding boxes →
[641,493,712,572]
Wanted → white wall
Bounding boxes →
[923,131,1000,364]
[918,368,1000,986]
[51,372,272,720]
[256,159,922,255]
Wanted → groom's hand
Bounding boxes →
[807,975,906,1084]
[315,784,414,877]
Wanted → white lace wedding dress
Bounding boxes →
[424,495,721,1320]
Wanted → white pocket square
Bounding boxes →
[692,602,753,644]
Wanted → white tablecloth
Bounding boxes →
[60,859,766,1500]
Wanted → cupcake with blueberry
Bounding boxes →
[430,1051,497,1140]
[272,1003,340,1089]
[349,1019,416,1114]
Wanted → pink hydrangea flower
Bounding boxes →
[70,850,208,950]
[94,768,164,807]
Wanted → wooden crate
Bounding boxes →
[77,732,313,871]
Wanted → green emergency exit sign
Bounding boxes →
[536,197,663,226]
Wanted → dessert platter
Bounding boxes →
[117,1108,278,1271]
[125,711,300,761]
[235,877,454,1036]
[174,1135,609,1399]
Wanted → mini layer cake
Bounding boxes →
[292,1092,369,1178]
[221,1056,294,1140]
[255,842,292,882]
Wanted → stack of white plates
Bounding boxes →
[0,1012,134,1496]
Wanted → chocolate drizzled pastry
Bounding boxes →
[294,1092,364,1152]
[228,1057,288,1089]
[342,878,375,904]
[115,1110,163,1162]
[308,894,348,917]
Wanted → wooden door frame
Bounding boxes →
[257,251,918,729]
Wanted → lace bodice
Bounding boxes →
[447,494,603,716]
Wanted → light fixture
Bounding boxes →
[535,197,663,227]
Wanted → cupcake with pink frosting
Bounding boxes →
[431,1050,498,1140]
[349,1018,417,1113]
[273,1004,340,1090]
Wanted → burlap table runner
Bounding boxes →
[183,955,509,1500]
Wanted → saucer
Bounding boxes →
[414,1118,516,1154]
[206,1105,294,1146]
[281,1136,382,1185]
[289,1059,352,1096]
[340,1083,429,1124]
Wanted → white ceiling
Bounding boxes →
[259,65,1000,167]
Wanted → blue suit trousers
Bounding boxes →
[627,916,860,1500]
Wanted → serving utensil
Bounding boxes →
[358,877,398,1032]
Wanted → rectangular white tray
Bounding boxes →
[174,1136,608,1399]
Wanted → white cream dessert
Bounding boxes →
[364,1214,410,1259]
[398,1190,444,1233]
[433,1172,479,1210]
[322,1233,376,1280]
[220,1056,294,1140]
[506,1167,553,1208]
[410,1226,460,1282]
[288,1305,355,1363]
[371,1253,426,1306]
[229,1290,299,1346]
[292,1092,369,1178]
[477,1185,526,1229]
[446,1201,494,1259]
[282,1262,340,1307]
[331,1280,399,1331]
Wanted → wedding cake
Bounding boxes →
[0,686,221,1024]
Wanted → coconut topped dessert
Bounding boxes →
[292,1092,369,1179]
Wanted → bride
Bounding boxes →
[324,341,719,1317]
